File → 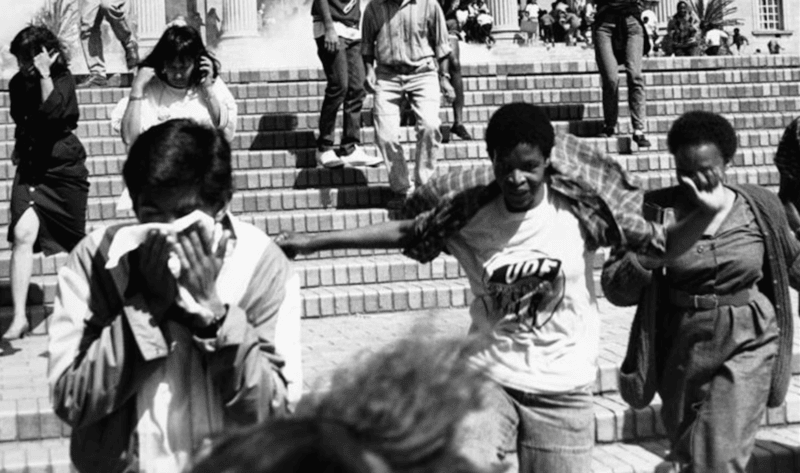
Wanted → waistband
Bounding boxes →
[376,60,436,76]
[668,286,759,310]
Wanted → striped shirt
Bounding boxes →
[362,0,452,70]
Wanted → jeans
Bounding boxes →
[373,70,442,194]
[458,382,594,473]
[80,0,133,76]
[659,294,778,473]
[593,15,646,132]
[316,37,366,155]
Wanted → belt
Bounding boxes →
[668,287,759,310]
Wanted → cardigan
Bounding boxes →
[602,183,800,409]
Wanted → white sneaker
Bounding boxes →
[316,149,344,168]
[340,146,383,167]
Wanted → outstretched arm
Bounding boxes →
[274,220,415,259]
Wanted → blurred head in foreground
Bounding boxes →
[191,336,490,473]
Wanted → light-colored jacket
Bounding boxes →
[48,215,302,473]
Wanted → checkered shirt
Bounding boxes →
[401,133,668,263]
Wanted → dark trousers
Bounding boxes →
[316,37,366,155]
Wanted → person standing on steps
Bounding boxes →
[312,0,383,169]
[77,0,139,88]
[439,0,473,142]
[7,26,90,342]
[275,103,728,473]
[361,0,456,209]
[593,0,652,148]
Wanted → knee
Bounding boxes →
[450,55,461,72]
[13,222,37,248]
[326,79,347,99]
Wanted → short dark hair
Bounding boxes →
[667,111,738,164]
[10,25,69,72]
[123,119,233,211]
[140,25,220,88]
[485,102,555,160]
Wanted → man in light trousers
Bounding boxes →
[362,0,455,208]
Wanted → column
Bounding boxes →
[221,0,259,38]
[486,0,520,42]
[130,0,167,49]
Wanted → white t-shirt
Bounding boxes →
[446,186,600,394]
[524,4,539,18]
[705,29,728,47]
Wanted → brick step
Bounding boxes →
[3,59,800,102]
[591,423,800,472]
[22,94,799,136]
[3,108,796,147]
[63,144,781,182]
[0,423,797,473]
[0,165,780,228]
[0,377,797,446]
[2,59,798,109]
[0,123,786,161]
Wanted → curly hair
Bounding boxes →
[10,25,70,73]
[140,25,221,88]
[123,119,233,212]
[667,110,738,164]
[191,336,490,473]
[485,102,555,161]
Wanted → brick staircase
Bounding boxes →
[0,53,798,471]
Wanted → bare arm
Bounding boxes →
[275,220,415,259]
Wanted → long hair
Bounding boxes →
[191,336,490,473]
[10,25,70,75]
[139,25,221,88]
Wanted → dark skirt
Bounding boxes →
[8,135,90,255]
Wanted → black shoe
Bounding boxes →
[77,74,108,88]
[124,41,140,70]
[632,133,651,148]
[450,123,473,140]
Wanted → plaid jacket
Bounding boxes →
[399,133,667,263]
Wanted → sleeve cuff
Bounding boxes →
[193,304,249,352]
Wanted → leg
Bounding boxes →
[447,37,472,140]
[623,17,648,143]
[514,390,594,473]
[406,71,443,188]
[457,382,519,473]
[341,39,366,156]
[449,36,465,127]
[9,207,39,339]
[316,37,348,154]
[103,0,138,69]
[660,303,779,473]
[373,73,409,194]
[593,21,620,133]
[79,0,106,77]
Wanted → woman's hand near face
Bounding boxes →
[173,223,230,328]
[33,46,58,78]
[679,167,727,214]
[131,66,156,97]
[199,55,216,90]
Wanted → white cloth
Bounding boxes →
[313,20,361,41]
[447,187,600,394]
[105,210,222,316]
